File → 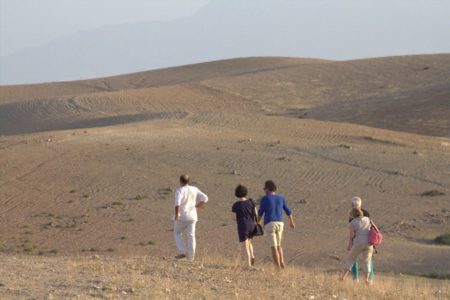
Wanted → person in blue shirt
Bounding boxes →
[257,180,295,269]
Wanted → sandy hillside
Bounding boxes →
[1,54,449,137]
[0,55,449,295]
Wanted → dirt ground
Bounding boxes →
[0,54,449,298]
[0,255,449,299]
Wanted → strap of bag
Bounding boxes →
[370,219,379,232]
[249,198,258,223]
[370,219,379,254]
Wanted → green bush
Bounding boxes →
[22,241,36,252]
[434,233,450,245]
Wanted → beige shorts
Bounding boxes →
[264,221,284,247]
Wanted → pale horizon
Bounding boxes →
[1,0,450,84]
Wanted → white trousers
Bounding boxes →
[174,220,197,260]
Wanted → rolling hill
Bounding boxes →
[1,54,449,137]
[0,55,449,289]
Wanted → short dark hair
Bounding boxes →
[264,180,277,192]
[180,174,189,185]
[235,185,248,198]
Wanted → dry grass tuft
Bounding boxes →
[0,254,448,299]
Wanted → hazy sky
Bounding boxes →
[1,0,450,84]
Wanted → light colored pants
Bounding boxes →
[344,242,373,273]
[264,221,284,247]
[352,257,374,281]
[174,220,197,260]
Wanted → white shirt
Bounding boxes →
[174,185,208,221]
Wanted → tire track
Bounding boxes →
[0,194,23,216]
[293,146,449,188]
[0,95,189,136]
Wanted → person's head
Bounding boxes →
[264,180,277,194]
[350,207,364,219]
[179,174,190,186]
[351,196,362,209]
[235,184,248,199]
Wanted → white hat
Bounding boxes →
[351,196,362,208]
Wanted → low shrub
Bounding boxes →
[420,273,450,280]
[421,190,445,197]
[434,233,450,245]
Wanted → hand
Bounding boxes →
[288,215,295,230]
[347,245,352,251]
[290,221,296,230]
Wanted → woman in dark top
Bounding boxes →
[232,184,257,267]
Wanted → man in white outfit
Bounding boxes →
[174,174,208,260]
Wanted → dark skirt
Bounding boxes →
[237,219,257,242]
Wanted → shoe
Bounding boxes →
[251,257,255,266]
[175,254,186,259]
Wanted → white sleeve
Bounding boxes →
[196,188,208,203]
[174,189,182,207]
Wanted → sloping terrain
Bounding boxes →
[1,54,449,137]
[0,55,449,280]
[1,255,449,299]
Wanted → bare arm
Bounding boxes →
[174,205,180,221]
[257,199,264,223]
[283,199,295,229]
[288,214,295,229]
[174,189,181,221]
[253,206,260,223]
[256,215,262,223]
[347,224,355,251]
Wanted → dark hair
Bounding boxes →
[264,180,277,192]
[180,174,189,185]
[235,185,248,198]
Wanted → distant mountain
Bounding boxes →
[1,0,449,84]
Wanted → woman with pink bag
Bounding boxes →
[348,196,375,282]
[341,207,374,285]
